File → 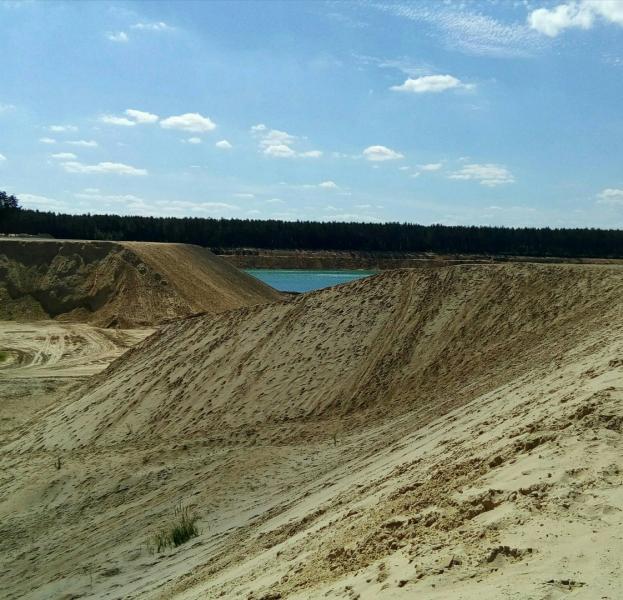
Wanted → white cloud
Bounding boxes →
[160,112,216,133]
[597,188,623,205]
[0,103,15,113]
[215,139,232,149]
[101,109,159,126]
[0,153,6,161]
[125,108,159,123]
[299,150,323,158]
[319,180,338,189]
[264,144,296,158]
[186,137,202,144]
[107,31,128,43]
[267,198,285,204]
[67,140,98,147]
[74,191,145,203]
[61,161,147,176]
[234,192,255,199]
[419,162,443,171]
[39,137,56,144]
[259,128,296,149]
[17,193,66,211]
[49,124,78,133]
[449,163,514,186]
[362,145,404,161]
[376,3,543,58]
[131,21,171,31]
[100,115,136,126]
[253,125,321,158]
[529,1,623,37]
[391,74,471,93]
[50,152,77,160]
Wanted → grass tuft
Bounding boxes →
[151,503,199,553]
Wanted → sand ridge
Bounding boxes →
[0,238,282,327]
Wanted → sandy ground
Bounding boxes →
[0,321,152,438]
[0,264,622,599]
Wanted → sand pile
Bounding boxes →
[1,263,622,599]
[0,238,281,327]
[20,263,623,450]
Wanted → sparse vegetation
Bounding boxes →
[150,504,199,553]
[0,351,7,363]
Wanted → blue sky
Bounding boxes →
[1,0,623,227]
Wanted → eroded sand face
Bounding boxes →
[0,264,622,600]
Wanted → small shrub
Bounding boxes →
[151,503,199,553]
[0,351,7,363]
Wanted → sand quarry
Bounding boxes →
[0,239,622,600]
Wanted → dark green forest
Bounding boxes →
[1,192,622,257]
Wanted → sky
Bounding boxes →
[1,0,623,227]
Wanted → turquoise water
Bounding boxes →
[245,269,376,293]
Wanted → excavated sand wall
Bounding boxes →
[0,239,281,327]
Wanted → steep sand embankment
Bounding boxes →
[0,239,282,327]
[1,264,622,599]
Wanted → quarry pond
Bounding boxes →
[244,268,376,293]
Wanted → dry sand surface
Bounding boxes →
[1,263,622,599]
[0,239,282,327]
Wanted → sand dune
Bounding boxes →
[0,239,281,327]
[1,264,622,599]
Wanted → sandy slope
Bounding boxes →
[0,264,622,599]
[0,239,281,327]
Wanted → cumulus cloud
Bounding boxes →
[61,161,147,176]
[186,137,202,144]
[363,145,404,161]
[100,115,136,126]
[299,150,323,158]
[319,180,339,189]
[101,109,159,127]
[529,1,623,37]
[160,112,216,133]
[419,162,443,171]
[107,31,128,43]
[49,125,78,133]
[391,74,471,93]
[252,125,321,158]
[17,193,67,211]
[39,137,56,144]
[264,144,296,158]
[125,109,159,124]
[448,163,514,186]
[67,140,98,147]
[215,139,232,149]
[131,21,171,31]
[50,152,77,160]
[597,188,623,205]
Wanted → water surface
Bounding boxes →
[245,269,376,293]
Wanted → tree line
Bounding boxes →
[1,194,622,257]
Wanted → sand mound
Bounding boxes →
[0,238,281,327]
[2,263,622,600]
[18,263,623,450]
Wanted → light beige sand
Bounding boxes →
[0,264,622,599]
[0,239,282,327]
